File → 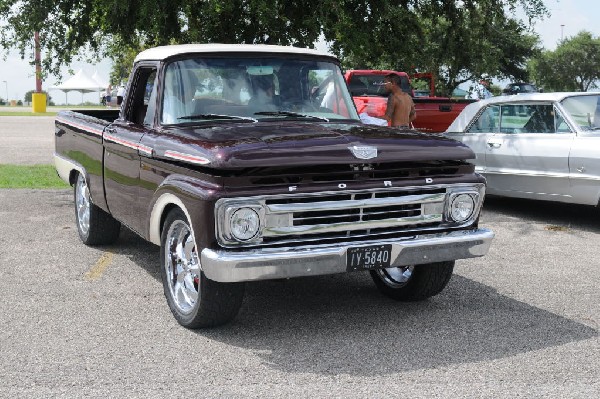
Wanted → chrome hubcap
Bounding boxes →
[165,220,200,314]
[377,265,415,288]
[76,174,91,236]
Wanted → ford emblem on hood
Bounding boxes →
[349,145,377,160]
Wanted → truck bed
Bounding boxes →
[62,109,120,123]
[54,109,120,213]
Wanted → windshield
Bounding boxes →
[347,74,412,97]
[561,94,600,131]
[160,55,359,124]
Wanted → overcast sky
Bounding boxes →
[0,0,598,104]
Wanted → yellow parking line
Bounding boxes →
[84,252,113,281]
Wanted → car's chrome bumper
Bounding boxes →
[201,228,494,282]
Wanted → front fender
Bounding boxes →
[147,174,221,248]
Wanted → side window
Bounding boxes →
[143,72,158,126]
[520,104,556,133]
[125,66,157,125]
[499,104,527,133]
[467,105,500,133]
[555,107,572,133]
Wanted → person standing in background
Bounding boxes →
[116,84,125,105]
[383,73,416,128]
[467,80,493,100]
[104,85,112,106]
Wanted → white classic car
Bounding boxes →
[445,92,600,205]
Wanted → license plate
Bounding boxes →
[347,244,392,271]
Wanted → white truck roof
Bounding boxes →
[135,43,335,62]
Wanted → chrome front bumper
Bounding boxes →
[201,228,494,282]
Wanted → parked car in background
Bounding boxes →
[501,82,540,95]
[445,92,600,205]
[344,70,475,133]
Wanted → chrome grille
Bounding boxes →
[215,184,485,248]
[261,189,447,245]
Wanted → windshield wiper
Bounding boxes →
[254,111,329,122]
[177,114,258,122]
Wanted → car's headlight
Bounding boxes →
[230,207,260,241]
[445,186,483,225]
[216,200,265,246]
[449,193,476,222]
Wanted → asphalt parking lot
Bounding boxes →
[0,115,599,397]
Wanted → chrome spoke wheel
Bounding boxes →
[75,174,91,236]
[376,265,415,288]
[165,220,200,314]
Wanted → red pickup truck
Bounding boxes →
[345,70,475,133]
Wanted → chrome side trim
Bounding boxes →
[483,170,571,179]
[201,228,494,282]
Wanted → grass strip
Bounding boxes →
[0,164,69,188]
[0,112,58,116]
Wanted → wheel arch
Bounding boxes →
[148,193,195,246]
[54,153,86,187]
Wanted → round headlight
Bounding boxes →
[230,208,260,241]
[450,193,475,223]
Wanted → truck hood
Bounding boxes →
[155,121,474,169]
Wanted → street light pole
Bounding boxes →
[561,24,565,41]
[2,80,7,105]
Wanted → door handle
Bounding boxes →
[487,141,502,148]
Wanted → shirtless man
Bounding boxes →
[383,73,416,128]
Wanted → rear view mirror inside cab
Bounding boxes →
[246,66,273,76]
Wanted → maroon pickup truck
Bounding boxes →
[54,44,493,328]
[345,70,476,133]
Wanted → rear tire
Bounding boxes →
[370,261,455,301]
[160,208,245,328]
[74,172,120,245]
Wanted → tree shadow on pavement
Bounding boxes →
[201,273,597,376]
[111,213,597,377]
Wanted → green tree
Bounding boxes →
[106,40,141,86]
[24,89,52,104]
[1,0,547,96]
[320,0,546,96]
[0,0,322,78]
[528,31,600,92]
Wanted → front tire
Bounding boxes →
[160,209,245,328]
[74,172,120,245]
[370,261,455,301]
